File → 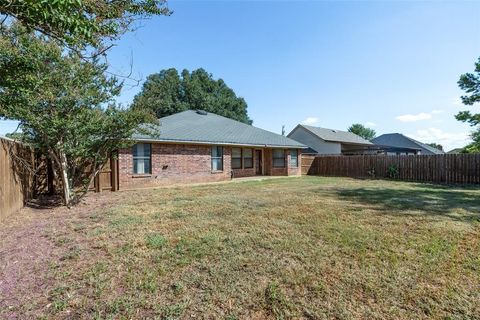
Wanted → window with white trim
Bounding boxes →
[211,146,223,171]
[273,149,285,168]
[133,143,151,174]
[290,149,298,167]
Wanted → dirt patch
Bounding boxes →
[0,192,119,319]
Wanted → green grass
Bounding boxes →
[34,177,480,318]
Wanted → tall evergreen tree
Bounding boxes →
[347,123,376,140]
[132,68,252,124]
[457,57,480,153]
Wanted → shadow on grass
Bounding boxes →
[335,185,480,223]
[26,195,64,209]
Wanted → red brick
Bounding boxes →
[118,143,301,189]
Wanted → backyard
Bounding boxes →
[1,176,479,319]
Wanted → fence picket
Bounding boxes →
[302,154,479,185]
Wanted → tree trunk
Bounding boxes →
[47,158,55,195]
[58,150,71,207]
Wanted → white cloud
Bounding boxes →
[301,117,319,126]
[365,122,376,127]
[395,109,444,123]
[407,127,471,151]
[396,112,432,122]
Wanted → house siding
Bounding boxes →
[288,126,341,154]
[118,143,301,189]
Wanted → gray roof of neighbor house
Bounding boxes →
[447,148,463,154]
[371,133,445,155]
[133,110,305,148]
[289,125,373,145]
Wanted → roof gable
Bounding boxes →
[372,133,444,154]
[291,125,373,145]
[133,110,305,148]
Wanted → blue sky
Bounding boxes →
[1,1,479,150]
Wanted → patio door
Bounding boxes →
[255,149,263,175]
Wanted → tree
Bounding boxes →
[0,0,171,51]
[0,24,157,206]
[456,57,480,153]
[426,143,443,151]
[132,68,252,124]
[347,123,376,140]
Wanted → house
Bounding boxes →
[118,110,305,189]
[287,124,373,155]
[447,148,464,154]
[371,133,445,155]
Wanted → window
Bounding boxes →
[232,147,242,169]
[211,146,223,171]
[243,148,253,168]
[273,149,285,168]
[133,143,151,174]
[290,149,298,167]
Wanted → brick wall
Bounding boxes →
[288,149,302,176]
[118,143,302,189]
[264,148,302,176]
[119,143,231,189]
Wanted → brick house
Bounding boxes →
[117,110,305,189]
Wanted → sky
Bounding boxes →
[1,1,479,151]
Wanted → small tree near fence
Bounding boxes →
[0,24,158,206]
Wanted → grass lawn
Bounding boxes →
[1,177,479,319]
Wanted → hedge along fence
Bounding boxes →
[302,154,480,184]
[0,137,37,221]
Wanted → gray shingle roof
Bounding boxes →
[133,110,305,148]
[371,133,445,155]
[296,125,373,145]
[447,148,463,154]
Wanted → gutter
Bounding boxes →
[132,138,307,149]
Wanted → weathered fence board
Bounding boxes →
[0,137,36,220]
[302,154,480,184]
[1,136,118,221]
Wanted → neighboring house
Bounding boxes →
[447,148,464,154]
[371,133,445,155]
[118,110,305,189]
[287,125,373,155]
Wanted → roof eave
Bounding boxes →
[324,140,373,146]
[132,137,306,149]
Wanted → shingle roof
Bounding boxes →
[294,125,373,145]
[371,133,445,155]
[133,110,305,148]
[447,148,463,154]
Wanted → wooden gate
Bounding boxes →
[88,156,119,192]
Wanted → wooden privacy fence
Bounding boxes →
[302,154,480,184]
[1,136,118,221]
[0,137,36,220]
[87,156,119,192]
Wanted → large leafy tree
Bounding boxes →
[456,57,480,153]
[347,123,376,140]
[426,143,443,151]
[0,0,170,50]
[132,68,252,124]
[0,24,157,206]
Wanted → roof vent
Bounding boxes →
[196,110,208,115]
[331,130,337,133]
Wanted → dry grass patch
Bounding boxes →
[1,177,479,319]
